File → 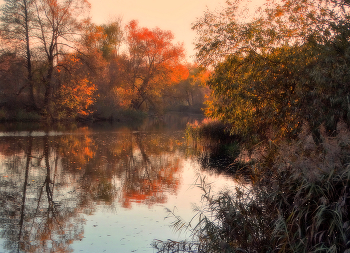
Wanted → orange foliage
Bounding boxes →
[121,160,180,208]
[112,87,134,108]
[58,128,96,170]
[120,20,189,109]
[59,78,96,116]
[82,24,105,51]
[56,54,97,118]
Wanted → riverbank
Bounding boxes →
[0,104,205,124]
[155,120,350,252]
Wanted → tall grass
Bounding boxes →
[153,122,350,252]
[186,118,235,143]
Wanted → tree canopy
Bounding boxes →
[115,20,188,111]
[194,0,350,138]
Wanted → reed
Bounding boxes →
[186,118,235,143]
[153,122,350,252]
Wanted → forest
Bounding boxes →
[0,0,209,121]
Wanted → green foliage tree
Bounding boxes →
[100,19,123,60]
[194,0,350,138]
[79,20,125,119]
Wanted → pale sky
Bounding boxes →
[89,0,228,61]
[0,0,264,62]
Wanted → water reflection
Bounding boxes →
[0,114,238,252]
[0,134,86,253]
[0,116,198,253]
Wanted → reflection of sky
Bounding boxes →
[71,159,237,252]
[0,117,239,252]
[0,131,66,137]
[72,206,178,252]
[0,162,235,253]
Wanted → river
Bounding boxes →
[0,114,237,253]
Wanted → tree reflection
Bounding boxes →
[0,134,85,253]
[18,136,32,251]
[121,132,180,208]
[0,125,184,252]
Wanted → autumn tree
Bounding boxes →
[0,0,92,118]
[118,20,188,112]
[32,0,91,117]
[163,64,210,111]
[77,20,126,119]
[206,45,315,137]
[194,0,350,138]
[55,54,97,119]
[193,0,347,67]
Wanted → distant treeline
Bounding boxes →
[0,0,209,121]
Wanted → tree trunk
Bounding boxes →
[23,0,36,110]
[43,59,54,117]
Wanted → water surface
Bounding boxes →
[0,115,236,252]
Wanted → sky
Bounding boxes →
[0,0,264,61]
[88,0,229,61]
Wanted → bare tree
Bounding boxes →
[0,0,36,109]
